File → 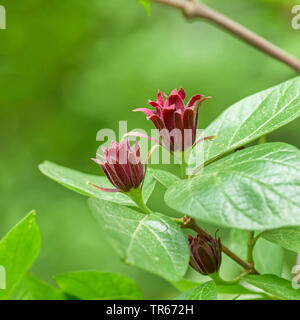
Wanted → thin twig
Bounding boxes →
[151,0,300,73]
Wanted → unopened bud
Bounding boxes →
[188,233,222,275]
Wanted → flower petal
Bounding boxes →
[162,105,176,131]
[88,182,120,193]
[174,111,183,130]
[91,157,103,166]
[194,135,216,146]
[113,163,132,190]
[133,108,155,117]
[178,88,186,100]
[147,101,161,114]
[157,90,164,106]
[183,107,194,129]
[144,144,160,178]
[186,94,203,108]
[128,152,142,188]
[92,158,115,186]
[167,94,185,112]
[148,114,166,131]
[122,131,163,147]
[105,163,127,191]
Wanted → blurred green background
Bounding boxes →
[0,0,299,299]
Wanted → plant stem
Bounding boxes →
[151,0,300,73]
[180,151,188,179]
[209,272,236,285]
[178,216,259,274]
[128,188,152,214]
[253,232,262,246]
[210,271,248,285]
[247,231,255,264]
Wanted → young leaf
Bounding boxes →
[165,142,300,230]
[138,0,150,15]
[39,161,156,206]
[262,227,300,253]
[174,281,218,300]
[55,271,143,300]
[10,273,66,300]
[147,168,180,189]
[244,274,300,300]
[88,198,190,282]
[0,211,41,299]
[192,76,300,167]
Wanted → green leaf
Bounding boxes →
[165,142,300,230]
[10,273,66,300]
[244,274,300,300]
[174,281,218,300]
[88,198,190,282]
[55,271,143,300]
[171,279,200,292]
[138,0,150,15]
[262,227,300,253]
[193,76,300,167]
[172,279,255,297]
[148,168,180,188]
[0,211,41,299]
[227,229,247,261]
[254,239,283,276]
[39,161,156,206]
[216,284,258,295]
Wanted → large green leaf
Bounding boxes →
[172,279,256,296]
[216,284,259,295]
[88,198,190,282]
[39,161,156,206]
[244,274,300,300]
[262,227,300,253]
[171,279,201,292]
[55,271,143,300]
[10,273,66,300]
[193,76,300,167]
[174,281,218,300]
[147,168,180,188]
[0,211,41,299]
[165,142,300,230]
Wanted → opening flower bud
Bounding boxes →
[188,233,222,276]
[134,88,210,152]
[91,140,145,193]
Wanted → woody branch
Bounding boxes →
[151,0,300,73]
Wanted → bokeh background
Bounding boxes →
[0,0,299,299]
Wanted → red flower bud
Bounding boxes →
[134,88,209,152]
[92,140,145,193]
[188,233,222,276]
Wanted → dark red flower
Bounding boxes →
[133,88,210,151]
[91,140,145,193]
[188,233,222,276]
